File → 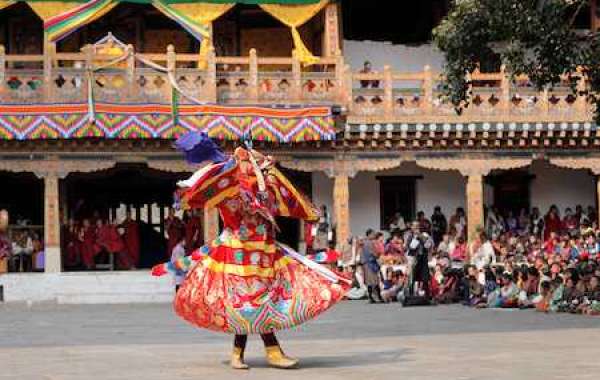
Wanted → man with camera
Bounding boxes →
[404,221,434,299]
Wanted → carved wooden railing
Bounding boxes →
[0,45,341,106]
[0,43,594,124]
[349,65,592,123]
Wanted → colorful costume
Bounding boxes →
[153,133,350,369]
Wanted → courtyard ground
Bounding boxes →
[1,301,599,380]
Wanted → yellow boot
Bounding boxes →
[265,345,299,369]
[230,347,249,370]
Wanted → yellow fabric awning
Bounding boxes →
[259,0,328,65]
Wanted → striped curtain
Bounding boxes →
[38,0,117,42]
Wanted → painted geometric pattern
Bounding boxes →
[0,103,335,142]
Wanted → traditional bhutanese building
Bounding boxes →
[1,0,600,301]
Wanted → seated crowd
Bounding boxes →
[0,226,44,272]
[62,208,203,271]
[344,204,600,316]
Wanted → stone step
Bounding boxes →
[0,271,174,304]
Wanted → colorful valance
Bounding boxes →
[0,103,335,142]
[18,1,322,5]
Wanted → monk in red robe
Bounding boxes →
[120,210,140,268]
[184,210,203,254]
[97,219,132,270]
[544,206,562,241]
[80,219,101,270]
[63,219,81,267]
[165,208,184,259]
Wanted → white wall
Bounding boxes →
[529,160,595,214]
[343,39,445,72]
[311,159,597,237]
[312,171,333,216]
[312,162,465,237]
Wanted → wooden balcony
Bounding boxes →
[0,43,594,125]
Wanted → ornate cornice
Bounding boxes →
[0,158,117,179]
[416,157,533,176]
[549,157,600,175]
[146,160,195,173]
[280,156,403,178]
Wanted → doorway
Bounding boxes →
[487,170,533,216]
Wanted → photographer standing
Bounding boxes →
[405,221,434,298]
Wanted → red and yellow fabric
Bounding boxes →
[33,0,117,42]
[172,147,348,334]
[259,0,329,65]
[178,148,319,221]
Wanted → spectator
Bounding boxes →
[544,205,562,240]
[165,208,185,260]
[359,61,379,89]
[431,206,448,246]
[449,207,466,239]
[389,212,406,233]
[471,232,496,274]
[381,269,406,303]
[10,230,33,272]
[530,207,544,238]
[417,211,432,234]
[361,229,382,303]
[120,210,141,268]
[171,236,187,293]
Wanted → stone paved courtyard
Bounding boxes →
[1,301,600,380]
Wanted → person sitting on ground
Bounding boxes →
[578,275,600,315]
[472,232,496,277]
[534,280,553,312]
[380,268,406,303]
[558,276,580,313]
[487,272,520,308]
[346,264,368,301]
[467,268,485,306]
[450,236,467,263]
[384,232,405,264]
[437,234,452,258]
[436,267,461,304]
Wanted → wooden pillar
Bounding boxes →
[466,174,484,243]
[43,42,56,102]
[383,65,393,118]
[205,47,217,102]
[323,1,341,57]
[422,65,433,114]
[500,64,510,116]
[203,207,220,243]
[333,174,350,253]
[248,48,259,102]
[43,174,62,273]
[0,45,5,84]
